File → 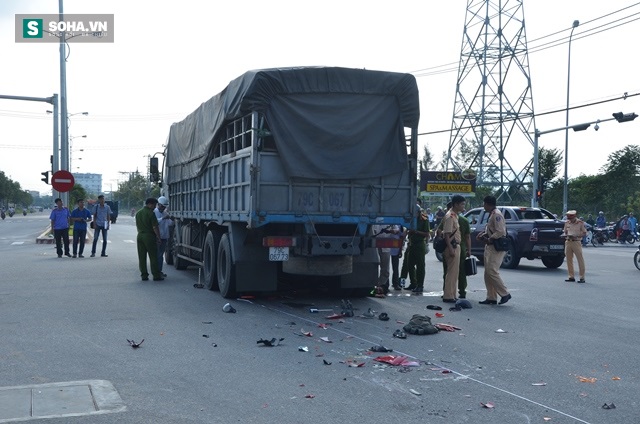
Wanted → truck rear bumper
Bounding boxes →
[283,255,352,276]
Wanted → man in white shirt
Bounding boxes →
[153,196,174,277]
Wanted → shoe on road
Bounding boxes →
[479,299,497,305]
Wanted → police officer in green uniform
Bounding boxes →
[403,200,431,293]
[135,197,164,281]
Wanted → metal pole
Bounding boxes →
[562,20,579,216]
[52,94,59,174]
[59,0,70,206]
[532,130,539,207]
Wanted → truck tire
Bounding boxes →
[217,233,237,298]
[501,240,520,269]
[541,255,564,269]
[172,229,188,270]
[203,230,221,291]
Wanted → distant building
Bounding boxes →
[28,190,40,199]
[74,173,102,195]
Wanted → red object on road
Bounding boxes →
[51,170,75,192]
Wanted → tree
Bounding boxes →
[538,147,562,182]
[600,145,640,217]
[69,184,88,207]
[420,145,434,172]
[114,171,158,210]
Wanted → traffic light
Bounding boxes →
[612,112,638,123]
[41,171,49,185]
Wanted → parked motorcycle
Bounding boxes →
[0,210,5,220]
[634,245,640,271]
[591,227,608,245]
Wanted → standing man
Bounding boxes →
[457,208,472,299]
[402,200,430,293]
[477,195,512,305]
[154,196,173,278]
[136,197,164,281]
[442,195,464,303]
[50,198,71,258]
[563,210,587,283]
[91,194,112,257]
[70,199,92,258]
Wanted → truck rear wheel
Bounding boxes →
[203,230,221,291]
[217,233,237,298]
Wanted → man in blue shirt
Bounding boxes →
[628,212,637,237]
[91,194,112,257]
[70,199,92,258]
[49,198,71,258]
[596,211,606,228]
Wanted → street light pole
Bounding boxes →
[562,20,580,216]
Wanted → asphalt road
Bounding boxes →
[1,213,639,423]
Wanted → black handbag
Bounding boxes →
[433,229,457,253]
[493,237,510,251]
[465,256,477,276]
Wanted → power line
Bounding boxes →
[418,91,640,137]
[411,2,640,78]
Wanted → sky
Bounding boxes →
[1,0,639,196]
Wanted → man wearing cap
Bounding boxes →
[136,198,163,281]
[154,196,174,277]
[564,210,587,283]
[477,195,512,305]
[91,194,112,257]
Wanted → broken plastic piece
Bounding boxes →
[319,336,332,343]
[305,394,315,399]
[301,329,313,337]
[531,382,547,386]
[298,346,309,352]
[481,402,495,409]
[317,323,329,329]
[222,303,237,313]
[435,312,444,318]
[323,359,332,365]
[435,323,461,332]
[257,337,284,347]
[602,402,616,409]
[325,313,344,319]
[373,355,419,367]
[495,329,507,333]
[127,339,144,348]
[409,389,421,396]
[577,376,597,383]
[370,345,393,353]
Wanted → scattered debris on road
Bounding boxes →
[257,337,284,347]
[127,339,144,348]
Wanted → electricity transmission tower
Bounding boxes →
[447,0,536,203]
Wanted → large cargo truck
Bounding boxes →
[163,67,420,298]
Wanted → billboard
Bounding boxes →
[420,170,476,197]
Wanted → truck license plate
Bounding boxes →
[550,244,565,250]
[269,247,289,261]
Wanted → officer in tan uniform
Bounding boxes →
[442,195,465,302]
[563,210,587,283]
[477,195,512,305]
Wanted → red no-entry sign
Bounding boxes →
[51,170,75,193]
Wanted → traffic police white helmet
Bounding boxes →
[158,196,169,206]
